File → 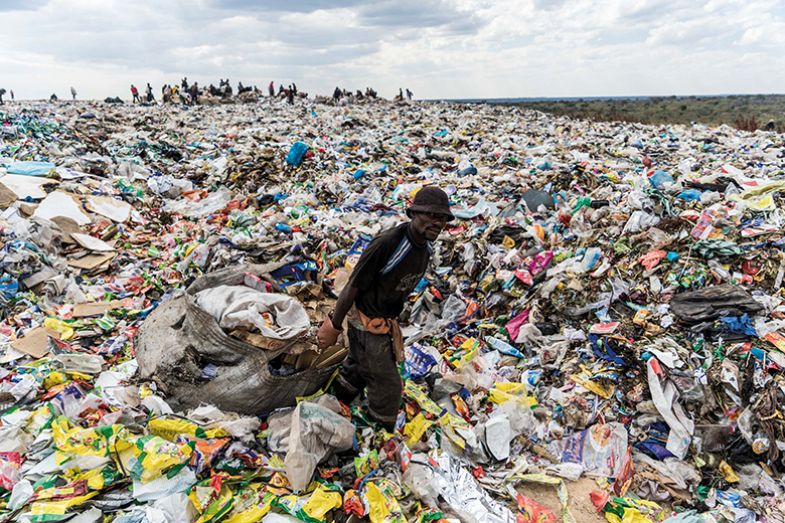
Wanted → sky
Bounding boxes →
[1,0,784,100]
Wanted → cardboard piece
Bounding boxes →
[0,174,57,199]
[85,195,132,223]
[0,183,17,209]
[71,233,115,252]
[10,327,51,359]
[50,216,81,243]
[72,300,123,318]
[33,191,91,225]
[67,252,116,270]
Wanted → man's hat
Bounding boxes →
[407,186,454,221]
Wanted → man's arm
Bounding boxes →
[331,284,358,330]
[316,284,357,349]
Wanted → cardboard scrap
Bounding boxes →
[72,300,124,318]
[71,233,115,252]
[0,183,17,210]
[33,191,91,225]
[50,216,82,243]
[0,173,58,199]
[10,327,51,359]
[85,195,132,223]
[67,252,116,270]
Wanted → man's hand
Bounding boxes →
[316,317,341,349]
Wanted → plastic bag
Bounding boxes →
[284,400,355,491]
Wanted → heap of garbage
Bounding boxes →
[1,97,785,523]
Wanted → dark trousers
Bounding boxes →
[333,324,402,428]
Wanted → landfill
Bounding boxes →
[1,96,785,523]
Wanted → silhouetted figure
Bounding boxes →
[406,88,413,101]
[70,87,77,100]
[292,82,297,96]
[50,93,58,101]
[286,88,294,105]
[145,83,155,102]
[268,81,275,97]
[0,88,5,105]
[9,90,14,101]
[333,87,342,100]
[189,82,199,104]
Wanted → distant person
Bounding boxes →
[181,77,189,91]
[0,88,5,105]
[406,88,413,101]
[70,86,77,100]
[268,81,275,97]
[50,93,58,102]
[292,82,297,96]
[189,82,199,104]
[145,83,154,103]
[333,86,342,101]
[162,85,172,104]
[9,90,14,101]
[286,88,294,105]
[131,84,140,103]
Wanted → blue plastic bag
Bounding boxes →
[648,170,673,190]
[677,189,702,201]
[3,161,55,176]
[285,141,309,167]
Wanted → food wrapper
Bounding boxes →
[509,474,576,523]
[51,416,124,463]
[119,434,194,483]
[403,413,433,447]
[189,479,235,523]
[343,489,366,517]
[516,493,557,523]
[149,417,229,441]
[0,451,22,491]
[365,481,407,523]
[222,485,274,523]
[274,484,342,523]
[488,382,537,408]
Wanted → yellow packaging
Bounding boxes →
[30,492,98,519]
[365,482,408,523]
[302,486,343,520]
[488,382,537,407]
[403,413,433,447]
[148,417,228,441]
[52,416,123,461]
[44,317,75,340]
[718,460,739,483]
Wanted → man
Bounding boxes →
[70,86,77,100]
[145,83,155,103]
[316,186,453,430]
[189,82,199,105]
[268,81,275,97]
[406,88,413,101]
[131,84,140,103]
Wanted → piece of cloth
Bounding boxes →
[195,285,310,340]
[349,222,431,319]
[333,324,402,427]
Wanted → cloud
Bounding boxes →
[0,0,783,100]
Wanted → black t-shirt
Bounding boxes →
[349,222,431,319]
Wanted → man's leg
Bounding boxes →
[358,331,402,431]
[332,324,367,406]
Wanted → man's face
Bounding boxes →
[411,211,449,241]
